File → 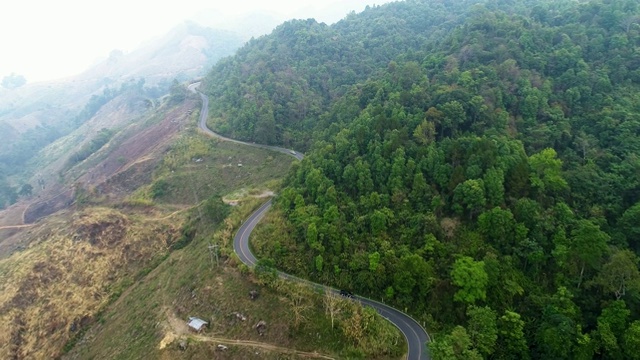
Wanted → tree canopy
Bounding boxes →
[204,0,640,357]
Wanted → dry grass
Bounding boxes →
[0,207,183,359]
[0,89,402,359]
[63,200,403,360]
[0,128,296,359]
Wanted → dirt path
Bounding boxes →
[146,207,192,221]
[161,308,334,359]
[190,335,336,359]
[223,190,275,205]
[0,224,34,230]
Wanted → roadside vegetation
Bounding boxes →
[3,90,366,358]
[63,118,403,358]
[137,135,294,206]
[67,199,403,359]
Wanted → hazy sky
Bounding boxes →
[0,0,391,83]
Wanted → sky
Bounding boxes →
[0,0,392,84]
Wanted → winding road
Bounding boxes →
[189,82,430,360]
[188,83,304,161]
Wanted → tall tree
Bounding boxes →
[451,256,489,305]
[429,326,483,360]
[466,305,498,357]
[623,321,640,360]
[453,179,486,219]
[496,311,529,360]
[592,249,640,300]
[570,219,610,288]
[528,148,568,196]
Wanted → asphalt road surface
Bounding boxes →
[188,82,304,161]
[190,82,430,359]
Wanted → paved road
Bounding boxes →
[188,82,304,161]
[190,82,430,359]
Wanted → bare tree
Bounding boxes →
[323,287,345,329]
[620,16,640,33]
[286,283,312,328]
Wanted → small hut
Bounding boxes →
[187,317,208,332]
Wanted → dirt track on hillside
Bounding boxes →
[23,100,196,224]
[161,310,335,359]
[0,99,197,258]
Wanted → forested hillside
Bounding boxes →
[203,0,481,147]
[204,0,640,358]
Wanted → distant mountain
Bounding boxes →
[190,9,284,40]
[0,21,243,132]
[0,21,244,207]
[79,21,243,85]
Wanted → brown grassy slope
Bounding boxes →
[0,95,197,259]
[64,201,404,360]
[0,113,297,359]
[0,95,198,358]
[22,97,195,224]
[0,207,182,359]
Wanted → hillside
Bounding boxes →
[0,21,241,133]
[203,0,640,358]
[80,21,242,85]
[0,79,404,358]
[0,87,201,357]
[0,21,244,211]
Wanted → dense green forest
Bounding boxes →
[203,0,640,358]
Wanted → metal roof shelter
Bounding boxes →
[187,317,208,332]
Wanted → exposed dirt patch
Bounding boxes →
[222,189,275,205]
[0,203,28,227]
[23,189,74,224]
[17,100,197,230]
[96,156,158,200]
[0,203,32,254]
[72,210,128,248]
[189,335,336,359]
[76,103,190,188]
[0,225,33,230]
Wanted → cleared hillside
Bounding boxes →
[0,22,244,211]
[0,84,400,359]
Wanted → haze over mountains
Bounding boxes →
[0,17,252,220]
[0,22,241,130]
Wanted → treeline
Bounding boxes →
[204,0,640,358]
[67,128,115,167]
